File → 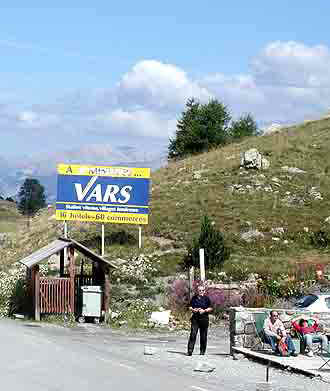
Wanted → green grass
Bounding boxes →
[149,117,330,273]
[1,117,330,277]
[0,201,23,233]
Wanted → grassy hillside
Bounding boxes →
[148,117,330,274]
[1,117,330,277]
[0,200,23,233]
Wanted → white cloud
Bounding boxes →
[201,73,265,110]
[17,110,38,124]
[117,60,212,110]
[17,110,59,129]
[98,108,176,138]
[3,41,330,164]
[201,41,330,123]
[252,41,330,88]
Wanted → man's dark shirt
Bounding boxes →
[190,295,212,319]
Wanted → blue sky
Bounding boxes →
[1,2,330,169]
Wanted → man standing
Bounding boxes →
[263,310,298,356]
[187,285,213,356]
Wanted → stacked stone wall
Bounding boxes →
[229,307,330,354]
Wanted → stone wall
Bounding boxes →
[229,307,330,354]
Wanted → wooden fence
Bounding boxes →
[39,275,94,315]
[40,277,72,314]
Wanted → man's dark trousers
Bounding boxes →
[187,316,209,354]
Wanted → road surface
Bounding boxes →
[0,318,328,391]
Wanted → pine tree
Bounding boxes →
[229,113,259,141]
[168,98,231,159]
[188,215,229,270]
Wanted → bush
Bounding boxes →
[311,226,330,248]
[167,278,190,311]
[188,215,230,270]
[167,278,241,316]
[206,287,242,313]
[0,263,27,317]
[112,254,159,285]
[109,298,159,329]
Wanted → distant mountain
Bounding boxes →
[0,144,167,201]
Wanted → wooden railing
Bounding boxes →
[40,277,72,314]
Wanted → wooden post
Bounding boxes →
[102,265,111,321]
[34,265,40,321]
[199,248,205,281]
[60,249,65,277]
[68,246,75,314]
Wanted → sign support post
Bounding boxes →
[63,220,68,265]
[101,224,105,256]
[138,226,142,249]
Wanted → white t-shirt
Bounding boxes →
[263,317,286,338]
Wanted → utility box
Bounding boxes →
[78,286,102,323]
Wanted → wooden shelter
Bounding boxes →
[19,237,117,321]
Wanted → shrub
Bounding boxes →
[112,254,159,284]
[167,278,190,311]
[188,215,230,270]
[110,298,159,329]
[0,263,27,317]
[311,226,330,248]
[206,287,242,313]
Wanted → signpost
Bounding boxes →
[56,164,151,251]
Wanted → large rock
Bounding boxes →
[240,149,270,170]
[281,166,306,174]
[194,361,216,372]
[149,310,171,325]
[241,229,264,242]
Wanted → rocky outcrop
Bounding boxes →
[241,229,264,242]
[240,149,270,170]
[281,166,306,174]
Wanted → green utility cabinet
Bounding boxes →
[78,286,103,324]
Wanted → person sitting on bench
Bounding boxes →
[263,310,298,356]
[292,316,328,357]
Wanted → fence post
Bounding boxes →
[68,246,75,314]
[34,265,40,321]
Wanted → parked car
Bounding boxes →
[294,293,330,312]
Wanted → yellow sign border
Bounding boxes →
[56,210,148,225]
[57,164,150,179]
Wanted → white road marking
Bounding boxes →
[191,386,210,391]
[118,363,136,370]
[97,357,135,370]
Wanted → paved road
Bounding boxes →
[0,319,329,391]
